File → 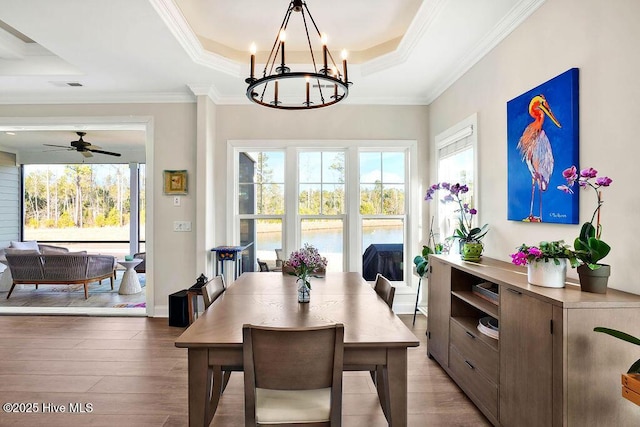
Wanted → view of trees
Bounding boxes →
[242,151,405,216]
[24,164,144,229]
[360,184,405,215]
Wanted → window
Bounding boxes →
[238,151,285,271]
[434,114,478,252]
[298,151,345,271]
[231,141,416,283]
[360,152,406,281]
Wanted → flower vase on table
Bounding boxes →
[297,276,311,303]
[287,243,328,304]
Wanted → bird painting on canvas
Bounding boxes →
[516,94,561,222]
[507,68,580,225]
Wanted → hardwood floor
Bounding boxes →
[0,314,490,426]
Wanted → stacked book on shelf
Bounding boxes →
[472,281,499,305]
[477,316,499,340]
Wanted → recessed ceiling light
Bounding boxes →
[5,132,15,135]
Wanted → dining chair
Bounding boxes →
[243,323,344,427]
[201,274,235,400]
[373,273,395,309]
[351,273,395,420]
[202,274,226,309]
[274,248,284,272]
[257,259,270,272]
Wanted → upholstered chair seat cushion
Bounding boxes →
[255,387,332,424]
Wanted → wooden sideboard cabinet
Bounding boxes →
[427,254,640,427]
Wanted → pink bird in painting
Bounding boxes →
[516,94,562,222]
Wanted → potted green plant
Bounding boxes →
[558,166,612,293]
[593,327,640,374]
[425,182,488,261]
[413,245,433,278]
[511,240,578,288]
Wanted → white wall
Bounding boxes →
[428,0,640,294]
[0,103,198,313]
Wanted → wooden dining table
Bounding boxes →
[175,271,420,426]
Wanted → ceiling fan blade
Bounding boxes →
[85,144,102,149]
[43,144,72,149]
[81,151,93,158]
[86,148,121,157]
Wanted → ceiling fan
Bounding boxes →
[44,132,122,157]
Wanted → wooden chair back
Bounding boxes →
[243,323,344,426]
[374,273,395,309]
[202,275,226,309]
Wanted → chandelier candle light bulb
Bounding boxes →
[274,80,279,105]
[305,76,310,106]
[322,33,328,73]
[249,43,256,81]
[341,49,349,84]
[279,30,286,72]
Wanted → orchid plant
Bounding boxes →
[287,243,327,289]
[425,182,488,243]
[511,240,578,267]
[558,166,612,270]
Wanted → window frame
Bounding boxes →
[228,140,418,285]
[433,114,479,250]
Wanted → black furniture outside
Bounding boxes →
[362,243,403,281]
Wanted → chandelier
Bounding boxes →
[245,0,351,110]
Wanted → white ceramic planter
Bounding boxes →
[527,259,567,288]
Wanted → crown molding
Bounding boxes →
[0,91,195,105]
[360,0,448,77]
[188,84,222,103]
[423,0,546,103]
[149,0,241,77]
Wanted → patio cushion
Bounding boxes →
[10,241,39,251]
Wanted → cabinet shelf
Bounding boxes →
[452,290,499,319]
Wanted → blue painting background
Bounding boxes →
[507,68,579,224]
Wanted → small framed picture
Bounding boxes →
[164,170,188,195]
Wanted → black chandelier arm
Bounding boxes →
[263,4,294,78]
[302,2,323,39]
[300,7,326,104]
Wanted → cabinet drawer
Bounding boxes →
[450,318,498,382]
[450,347,498,419]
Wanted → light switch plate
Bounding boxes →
[173,221,192,232]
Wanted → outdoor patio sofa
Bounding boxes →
[4,252,117,300]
